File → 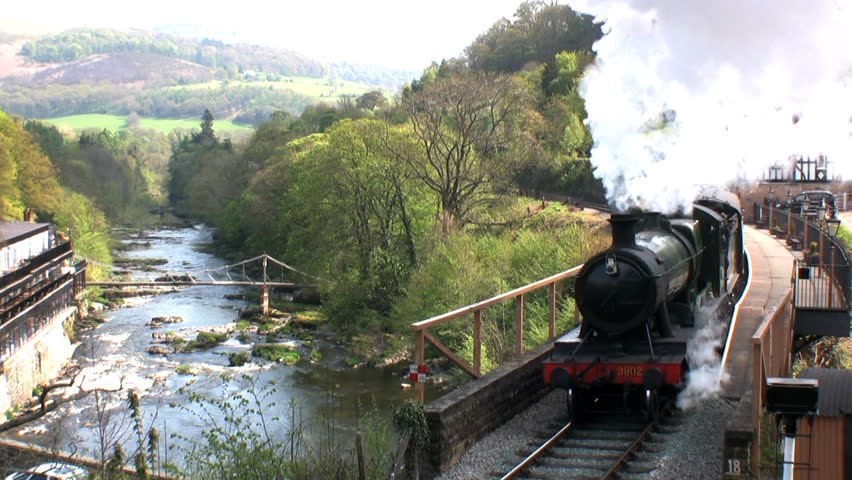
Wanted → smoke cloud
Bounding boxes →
[569,0,852,213]
[677,306,729,409]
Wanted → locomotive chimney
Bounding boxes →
[609,214,641,248]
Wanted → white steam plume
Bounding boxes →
[569,0,852,213]
[678,306,730,410]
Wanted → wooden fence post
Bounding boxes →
[516,294,525,355]
[415,329,425,403]
[356,431,367,480]
[549,282,557,339]
[261,286,270,316]
[473,310,482,376]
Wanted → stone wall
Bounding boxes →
[0,307,77,414]
[424,341,557,472]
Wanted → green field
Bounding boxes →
[42,114,254,137]
[172,76,381,103]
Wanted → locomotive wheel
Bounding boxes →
[642,388,659,422]
[567,387,580,420]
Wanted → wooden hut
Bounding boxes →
[794,368,852,479]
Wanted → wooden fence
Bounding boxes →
[411,265,583,402]
[751,288,795,476]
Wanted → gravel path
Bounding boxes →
[650,396,737,480]
[436,391,737,480]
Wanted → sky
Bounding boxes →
[2,0,531,70]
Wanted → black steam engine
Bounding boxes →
[543,189,745,419]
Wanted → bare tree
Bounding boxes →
[400,72,522,233]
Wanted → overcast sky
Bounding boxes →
[3,0,536,71]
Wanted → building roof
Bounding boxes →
[0,222,50,248]
[800,367,852,416]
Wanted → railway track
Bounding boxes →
[494,406,682,480]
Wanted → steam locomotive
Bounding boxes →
[543,188,745,419]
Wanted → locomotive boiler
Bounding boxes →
[543,188,745,419]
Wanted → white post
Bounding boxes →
[783,435,796,480]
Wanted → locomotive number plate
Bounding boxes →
[616,366,644,377]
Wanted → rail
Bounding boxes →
[499,420,575,480]
[751,288,795,476]
[411,265,582,402]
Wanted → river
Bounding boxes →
[11,226,424,464]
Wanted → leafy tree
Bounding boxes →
[400,72,523,233]
[279,120,431,324]
[0,110,62,219]
[465,1,602,73]
[24,120,65,159]
[53,191,112,280]
[355,90,388,111]
[192,108,216,145]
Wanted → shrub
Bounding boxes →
[252,344,301,365]
[228,352,250,367]
[187,332,228,350]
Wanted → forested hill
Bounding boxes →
[0,28,415,125]
[18,29,325,79]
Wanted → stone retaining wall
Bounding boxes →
[424,340,557,472]
[0,307,77,414]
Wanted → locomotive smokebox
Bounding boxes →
[576,211,693,337]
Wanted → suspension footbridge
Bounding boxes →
[84,254,318,314]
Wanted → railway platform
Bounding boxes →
[720,226,796,399]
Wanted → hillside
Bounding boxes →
[29,52,216,86]
[0,28,414,127]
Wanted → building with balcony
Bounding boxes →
[0,221,86,414]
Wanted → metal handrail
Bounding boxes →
[0,277,76,365]
[0,241,73,292]
[753,203,850,308]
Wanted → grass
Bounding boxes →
[171,76,379,103]
[291,309,326,326]
[41,114,253,136]
[836,224,852,250]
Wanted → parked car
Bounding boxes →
[4,463,87,480]
[783,190,836,217]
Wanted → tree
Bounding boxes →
[356,90,388,111]
[0,110,62,219]
[400,72,522,233]
[464,1,602,73]
[192,108,216,145]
